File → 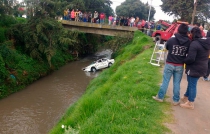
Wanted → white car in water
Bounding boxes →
[83,58,115,72]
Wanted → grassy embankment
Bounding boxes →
[50,31,172,134]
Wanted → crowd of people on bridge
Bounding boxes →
[63,9,162,36]
[63,9,105,24]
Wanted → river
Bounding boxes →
[0,49,113,134]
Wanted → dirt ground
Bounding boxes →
[165,73,210,134]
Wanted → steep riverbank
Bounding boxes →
[50,31,172,134]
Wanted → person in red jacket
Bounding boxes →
[100,13,105,24]
[141,19,145,32]
[71,9,75,21]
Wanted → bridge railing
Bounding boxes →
[61,20,138,32]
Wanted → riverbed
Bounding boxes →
[0,49,112,134]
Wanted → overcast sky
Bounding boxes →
[111,0,174,22]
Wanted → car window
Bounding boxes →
[90,61,96,65]
[102,59,106,62]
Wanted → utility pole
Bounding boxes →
[147,0,153,22]
[191,0,197,25]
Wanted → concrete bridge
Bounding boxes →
[61,20,138,36]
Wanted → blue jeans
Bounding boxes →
[100,19,104,24]
[184,75,199,102]
[158,63,184,102]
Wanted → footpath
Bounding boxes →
[165,73,210,134]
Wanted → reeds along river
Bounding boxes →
[0,49,112,134]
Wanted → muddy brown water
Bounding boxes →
[0,49,112,134]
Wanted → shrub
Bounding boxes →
[0,15,17,27]
[16,17,27,24]
[0,27,6,43]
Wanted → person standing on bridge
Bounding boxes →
[75,9,79,22]
[63,9,67,20]
[120,16,124,26]
[130,17,135,27]
[152,24,191,105]
[88,12,92,23]
[108,15,113,25]
[94,11,98,23]
[180,27,210,109]
[71,9,75,21]
[100,12,105,24]
[83,12,87,22]
[79,11,83,22]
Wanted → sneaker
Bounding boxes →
[180,101,194,109]
[181,96,188,103]
[152,95,163,102]
[173,101,180,106]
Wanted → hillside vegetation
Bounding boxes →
[0,15,103,99]
[50,31,172,134]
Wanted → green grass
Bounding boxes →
[49,31,172,134]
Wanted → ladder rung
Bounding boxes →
[150,63,161,66]
[154,52,164,54]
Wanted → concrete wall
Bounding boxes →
[61,20,138,36]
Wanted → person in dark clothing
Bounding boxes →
[180,27,210,109]
[152,24,191,105]
[203,28,210,81]
[124,17,128,26]
[120,16,124,26]
[206,28,210,37]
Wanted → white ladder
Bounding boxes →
[149,42,167,66]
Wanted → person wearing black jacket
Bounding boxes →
[152,24,191,105]
[203,28,210,81]
[206,28,210,37]
[180,27,210,109]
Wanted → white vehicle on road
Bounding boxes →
[83,58,115,72]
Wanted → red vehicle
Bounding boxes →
[152,21,192,43]
[158,20,171,30]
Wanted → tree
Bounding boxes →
[161,0,210,23]
[0,0,14,15]
[115,0,155,20]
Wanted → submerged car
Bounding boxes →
[83,58,115,72]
